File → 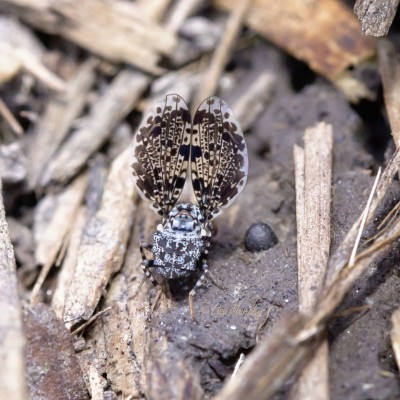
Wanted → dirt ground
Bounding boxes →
[2,1,400,400]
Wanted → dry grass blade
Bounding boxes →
[0,96,23,135]
[216,148,400,400]
[354,0,400,37]
[193,0,250,106]
[391,308,400,370]
[293,122,333,400]
[0,180,27,399]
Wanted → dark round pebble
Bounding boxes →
[244,222,278,252]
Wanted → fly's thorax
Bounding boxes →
[165,202,205,235]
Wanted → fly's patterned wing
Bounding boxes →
[191,96,248,219]
[130,94,192,216]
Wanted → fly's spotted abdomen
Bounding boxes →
[153,226,205,279]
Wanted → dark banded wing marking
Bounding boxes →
[191,96,248,220]
[130,94,191,216]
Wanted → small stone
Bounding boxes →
[244,222,278,252]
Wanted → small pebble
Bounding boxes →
[244,222,278,252]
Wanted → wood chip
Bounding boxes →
[63,149,137,328]
[378,39,400,146]
[27,60,96,189]
[214,0,374,79]
[40,69,149,187]
[293,122,333,400]
[0,179,27,400]
[354,0,400,37]
[0,0,177,74]
[391,308,400,370]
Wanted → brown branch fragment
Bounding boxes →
[40,70,149,187]
[293,122,333,400]
[378,39,400,146]
[214,0,374,79]
[0,0,176,74]
[194,0,250,106]
[391,308,400,370]
[27,60,96,189]
[0,180,27,399]
[355,0,400,37]
[63,149,137,328]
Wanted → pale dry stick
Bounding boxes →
[0,96,23,135]
[71,307,112,336]
[216,150,400,400]
[378,39,400,145]
[63,149,137,328]
[88,365,105,400]
[165,0,206,33]
[40,70,149,187]
[349,167,382,267]
[0,179,27,400]
[354,0,400,36]
[0,0,176,74]
[27,60,96,189]
[391,308,400,370]
[30,173,88,304]
[136,0,172,21]
[193,0,250,107]
[293,123,333,400]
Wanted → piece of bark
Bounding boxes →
[31,173,88,302]
[391,308,400,370]
[63,149,137,328]
[24,304,88,400]
[354,0,400,37]
[216,149,400,400]
[194,0,250,107]
[293,123,333,400]
[378,39,400,146]
[0,0,176,74]
[0,141,27,184]
[136,0,172,21]
[27,60,96,189]
[40,69,149,187]
[214,0,374,79]
[0,16,65,90]
[0,179,27,400]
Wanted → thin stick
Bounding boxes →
[0,96,23,135]
[71,307,112,336]
[193,0,249,107]
[391,308,400,370]
[349,167,381,267]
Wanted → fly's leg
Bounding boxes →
[189,229,215,321]
[140,241,157,286]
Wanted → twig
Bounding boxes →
[165,0,205,33]
[71,307,112,336]
[0,96,23,135]
[193,0,250,106]
[349,167,381,267]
